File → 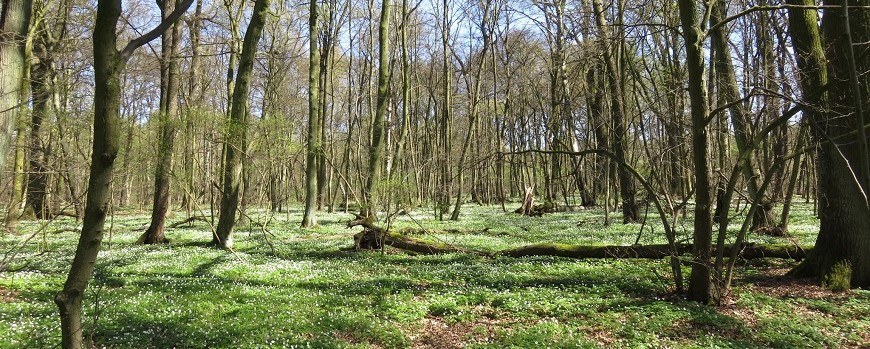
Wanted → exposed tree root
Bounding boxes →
[513,202,557,217]
[347,215,468,254]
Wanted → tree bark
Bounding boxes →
[591,0,639,223]
[301,0,320,228]
[363,0,391,217]
[54,1,125,346]
[678,0,714,304]
[141,0,182,244]
[3,2,31,228]
[709,0,774,230]
[54,0,193,346]
[0,0,32,170]
[25,53,50,219]
[451,0,493,220]
[213,0,269,247]
[789,0,870,288]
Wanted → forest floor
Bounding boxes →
[0,201,868,348]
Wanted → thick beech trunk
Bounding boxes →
[3,8,31,228]
[789,0,870,288]
[0,0,31,170]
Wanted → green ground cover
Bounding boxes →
[1,202,867,348]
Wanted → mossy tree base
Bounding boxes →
[789,254,855,291]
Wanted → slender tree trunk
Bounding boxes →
[141,0,181,244]
[55,2,192,346]
[678,0,713,304]
[451,0,493,220]
[301,0,321,228]
[54,2,124,347]
[180,0,203,213]
[363,0,391,217]
[119,111,135,207]
[438,0,452,220]
[213,0,269,247]
[389,0,411,181]
[316,3,334,211]
[592,0,638,223]
[709,0,773,230]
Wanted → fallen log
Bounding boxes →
[345,215,811,260]
[167,216,209,229]
[501,243,686,259]
[500,243,811,260]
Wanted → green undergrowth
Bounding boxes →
[0,201,866,348]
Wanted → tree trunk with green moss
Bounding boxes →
[0,0,31,171]
[4,9,32,229]
[789,0,870,289]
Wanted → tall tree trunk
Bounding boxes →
[678,0,713,304]
[591,0,638,223]
[180,0,203,213]
[4,11,31,229]
[363,0,391,217]
[26,53,51,219]
[437,0,451,220]
[213,0,269,247]
[54,2,123,347]
[54,1,192,346]
[789,0,870,288]
[141,0,182,244]
[709,0,774,230]
[0,0,32,170]
[451,0,493,220]
[301,0,320,228]
[389,0,411,181]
